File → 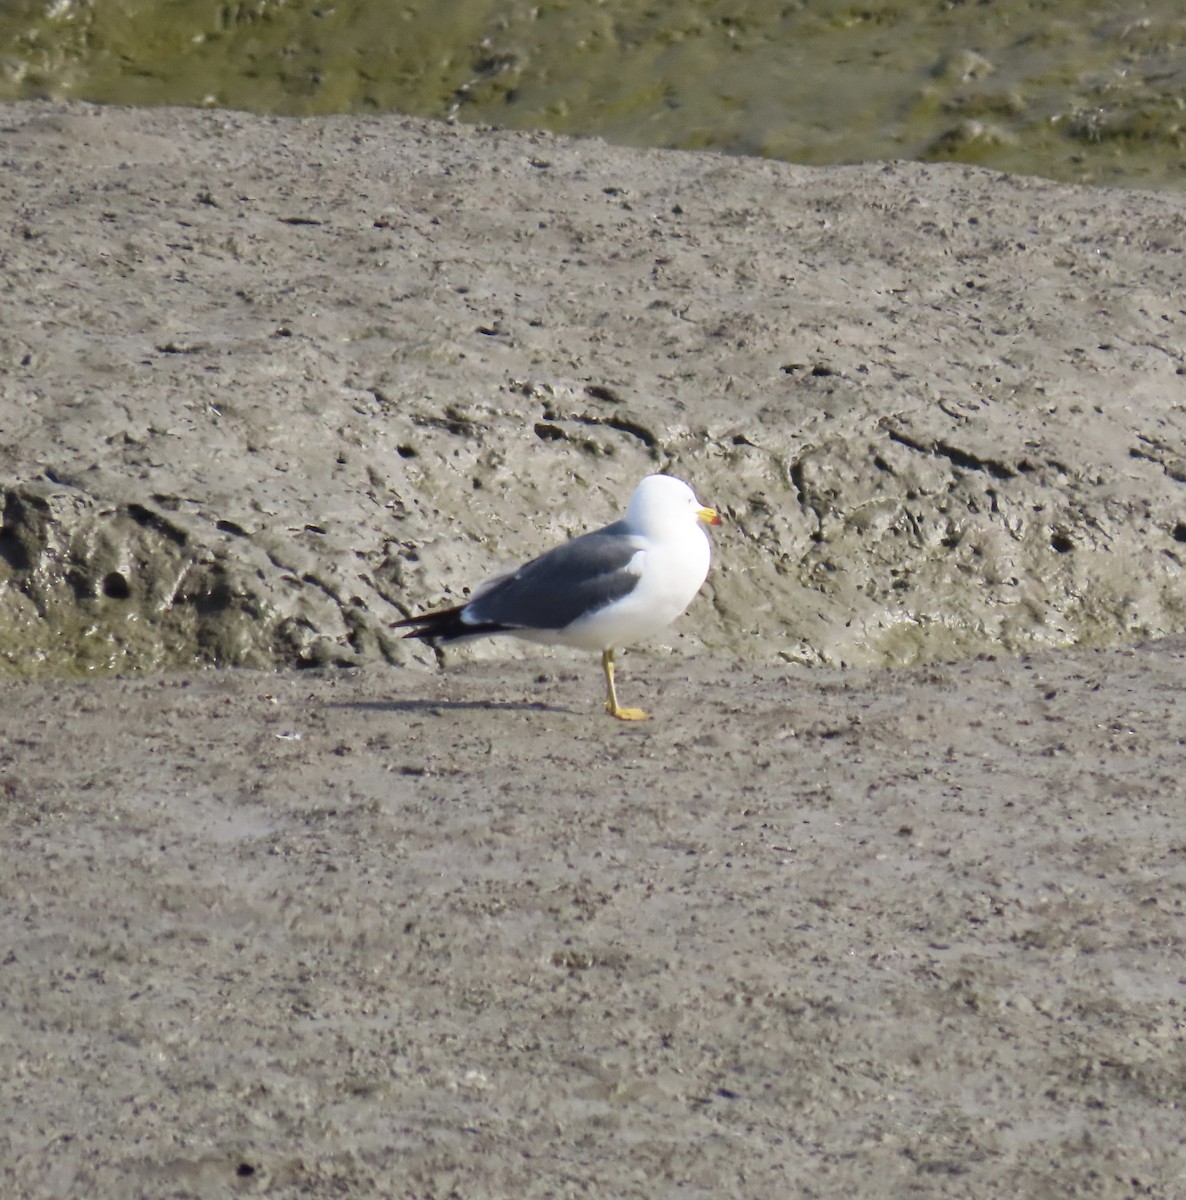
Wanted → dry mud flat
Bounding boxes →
[3,641,1186,1197]
[4,102,1186,674]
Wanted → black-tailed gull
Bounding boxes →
[392,474,721,719]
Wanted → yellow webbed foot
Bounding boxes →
[601,648,649,720]
[606,700,649,721]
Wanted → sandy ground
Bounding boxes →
[3,103,1186,1197]
[3,643,1186,1197]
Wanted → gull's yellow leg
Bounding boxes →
[602,648,649,721]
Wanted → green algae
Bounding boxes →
[2,0,1186,189]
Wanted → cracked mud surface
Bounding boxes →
[3,102,1186,674]
[3,643,1186,1196]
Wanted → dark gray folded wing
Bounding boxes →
[464,520,644,631]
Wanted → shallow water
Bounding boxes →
[2,0,1185,188]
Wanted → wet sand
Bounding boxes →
[4,644,1186,1195]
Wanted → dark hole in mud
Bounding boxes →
[396,445,418,459]
[0,526,30,571]
[534,422,564,441]
[1173,521,1186,543]
[1050,532,1074,554]
[192,581,232,615]
[102,571,131,599]
[236,1162,256,1177]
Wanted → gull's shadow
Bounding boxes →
[330,698,576,715]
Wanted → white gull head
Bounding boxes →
[624,474,721,539]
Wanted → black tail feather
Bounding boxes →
[391,603,510,643]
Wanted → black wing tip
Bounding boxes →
[390,604,510,643]
[390,604,464,641]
